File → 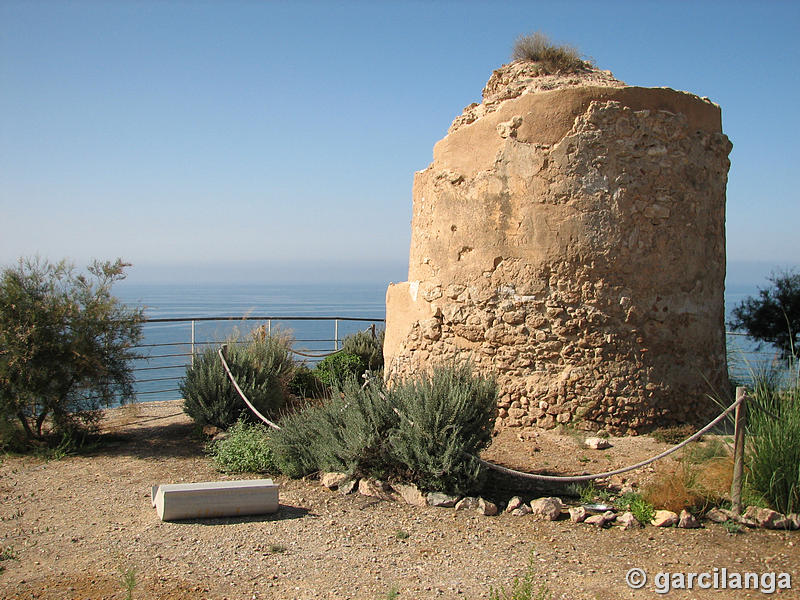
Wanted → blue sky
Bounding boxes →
[1,1,798,286]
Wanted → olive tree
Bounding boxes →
[729,270,800,359]
[0,257,143,440]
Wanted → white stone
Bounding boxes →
[427,492,459,508]
[651,510,679,527]
[529,497,563,521]
[584,437,611,450]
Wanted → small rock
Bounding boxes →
[320,472,350,490]
[338,479,357,495]
[772,517,793,530]
[584,513,607,527]
[530,497,564,521]
[505,496,524,513]
[427,492,459,508]
[617,512,641,530]
[706,507,733,523]
[678,509,701,529]
[788,513,800,530]
[569,506,588,523]
[584,437,611,450]
[477,498,498,516]
[395,483,427,507]
[455,497,480,511]
[511,506,532,516]
[744,506,785,529]
[358,478,398,502]
[652,510,679,527]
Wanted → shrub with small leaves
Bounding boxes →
[268,364,497,494]
[207,419,277,473]
[314,352,366,387]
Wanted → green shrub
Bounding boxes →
[745,354,800,514]
[288,363,325,399]
[314,352,366,387]
[511,31,588,74]
[616,492,655,525]
[181,330,294,430]
[0,257,143,441]
[341,329,384,372]
[268,376,396,478]
[207,419,277,473]
[268,364,497,494]
[388,365,497,494]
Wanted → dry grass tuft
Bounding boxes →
[511,32,589,74]
[643,441,732,514]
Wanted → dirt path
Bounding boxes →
[1,401,797,599]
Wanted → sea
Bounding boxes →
[114,281,780,404]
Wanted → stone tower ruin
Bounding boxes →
[384,61,732,434]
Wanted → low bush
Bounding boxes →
[511,31,588,74]
[207,419,277,473]
[314,352,366,387]
[489,550,552,600]
[268,364,497,494]
[288,364,325,399]
[341,329,384,372]
[181,330,294,430]
[745,354,800,514]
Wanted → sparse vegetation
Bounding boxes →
[395,529,410,540]
[616,492,655,525]
[489,550,551,600]
[181,328,294,430]
[723,519,744,535]
[267,544,287,554]
[207,419,277,473]
[511,31,589,74]
[0,257,143,444]
[119,565,138,600]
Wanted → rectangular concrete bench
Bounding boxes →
[151,479,279,521]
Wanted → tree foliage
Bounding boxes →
[0,257,143,440]
[729,271,800,358]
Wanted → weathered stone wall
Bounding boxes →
[385,66,732,434]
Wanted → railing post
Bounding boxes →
[334,319,339,350]
[191,320,196,368]
[730,386,748,515]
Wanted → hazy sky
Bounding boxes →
[1,1,798,285]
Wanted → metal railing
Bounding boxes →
[131,315,385,402]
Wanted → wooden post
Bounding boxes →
[730,386,748,515]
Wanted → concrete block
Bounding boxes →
[151,479,279,521]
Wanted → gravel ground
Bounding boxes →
[0,401,797,599]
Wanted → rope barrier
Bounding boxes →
[291,348,344,359]
[476,394,745,483]
[218,345,746,483]
[217,347,282,431]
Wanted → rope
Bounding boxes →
[291,348,344,359]
[217,345,746,483]
[217,347,282,431]
[476,394,745,483]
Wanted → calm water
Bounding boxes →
[115,282,388,403]
[113,281,777,403]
